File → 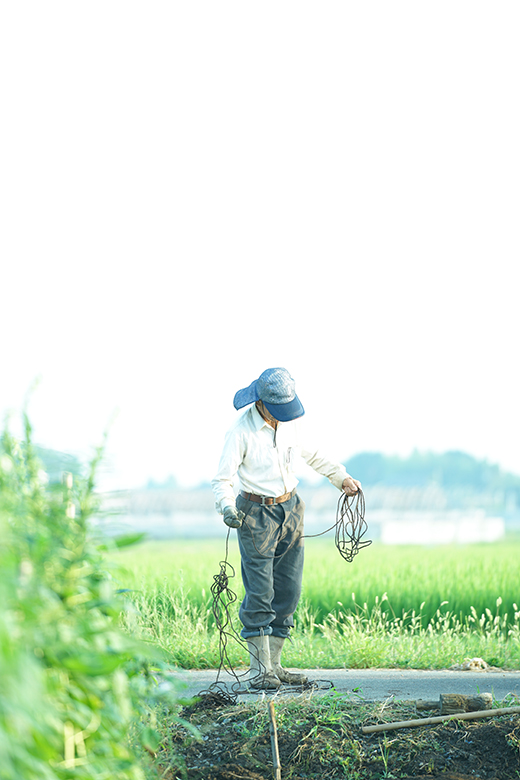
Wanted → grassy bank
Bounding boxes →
[111,537,520,670]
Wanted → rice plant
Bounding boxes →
[112,538,520,670]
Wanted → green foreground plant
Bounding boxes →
[0,416,188,780]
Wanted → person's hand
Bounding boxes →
[342,477,362,496]
[223,506,245,528]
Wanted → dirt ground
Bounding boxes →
[159,694,520,780]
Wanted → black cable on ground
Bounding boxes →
[194,489,371,705]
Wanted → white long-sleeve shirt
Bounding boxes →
[211,405,350,513]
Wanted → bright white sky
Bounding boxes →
[1,2,519,491]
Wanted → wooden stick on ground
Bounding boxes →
[362,705,520,735]
[268,701,282,780]
[416,693,493,714]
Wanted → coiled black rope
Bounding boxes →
[334,488,372,562]
[242,488,371,562]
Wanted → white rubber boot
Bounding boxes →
[269,635,308,685]
[246,635,281,690]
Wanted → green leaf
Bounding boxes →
[61,652,123,676]
[140,727,161,753]
[113,533,147,549]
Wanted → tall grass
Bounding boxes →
[112,537,520,670]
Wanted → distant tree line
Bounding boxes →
[146,474,178,490]
[343,450,520,494]
[13,444,520,506]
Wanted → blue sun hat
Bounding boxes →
[233,367,305,422]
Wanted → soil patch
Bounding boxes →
[158,694,520,780]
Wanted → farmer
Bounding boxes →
[211,367,361,689]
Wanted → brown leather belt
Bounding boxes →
[240,488,296,506]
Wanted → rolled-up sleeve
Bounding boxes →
[211,427,246,513]
[300,443,350,490]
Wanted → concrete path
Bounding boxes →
[166,667,520,704]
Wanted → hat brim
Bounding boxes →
[263,395,305,422]
[233,380,259,410]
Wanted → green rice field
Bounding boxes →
[110,537,520,671]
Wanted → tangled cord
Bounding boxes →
[195,489,371,704]
[197,531,328,705]
[206,531,247,700]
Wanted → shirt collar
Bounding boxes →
[251,403,273,431]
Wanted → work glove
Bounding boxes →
[223,506,245,528]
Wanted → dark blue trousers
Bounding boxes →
[235,492,305,638]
